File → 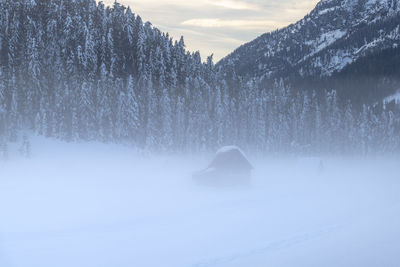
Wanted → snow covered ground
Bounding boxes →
[1,136,400,267]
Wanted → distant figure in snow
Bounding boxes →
[193,146,253,186]
[318,160,325,174]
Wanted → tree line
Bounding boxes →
[0,0,399,157]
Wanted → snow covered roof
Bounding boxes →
[210,146,253,170]
[216,145,244,155]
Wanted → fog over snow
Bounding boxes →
[1,0,400,266]
[1,136,400,267]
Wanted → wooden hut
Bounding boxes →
[193,146,253,186]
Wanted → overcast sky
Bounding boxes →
[102,0,319,61]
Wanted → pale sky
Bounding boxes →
[102,0,320,61]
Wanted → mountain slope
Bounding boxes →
[218,0,400,102]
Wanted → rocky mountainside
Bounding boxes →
[218,0,400,103]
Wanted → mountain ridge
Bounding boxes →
[217,0,400,99]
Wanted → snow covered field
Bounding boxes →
[1,137,400,267]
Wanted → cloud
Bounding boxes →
[208,0,259,10]
[182,18,287,29]
[101,0,320,61]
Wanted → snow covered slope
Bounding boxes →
[1,136,400,267]
[218,0,400,80]
[384,90,400,104]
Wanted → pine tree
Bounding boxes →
[120,76,140,141]
[8,86,18,142]
[0,137,8,161]
[0,71,6,151]
[215,85,224,148]
[135,16,146,75]
[145,68,159,150]
[160,86,173,151]
[19,133,31,158]
[360,105,371,155]
[344,101,356,153]
[0,68,5,132]
[175,96,185,151]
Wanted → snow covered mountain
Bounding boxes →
[218,0,400,101]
